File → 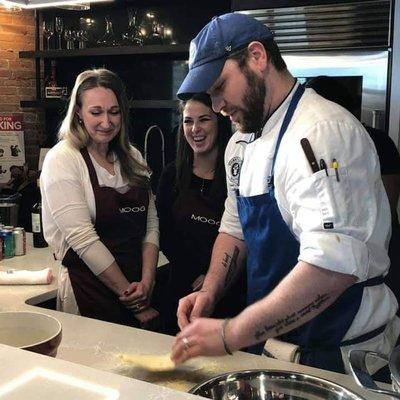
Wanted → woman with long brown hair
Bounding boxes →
[156,93,246,334]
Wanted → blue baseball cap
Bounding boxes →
[177,13,274,100]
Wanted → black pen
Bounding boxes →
[320,159,328,176]
[332,158,340,182]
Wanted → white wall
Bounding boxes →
[389,0,400,150]
[388,0,400,220]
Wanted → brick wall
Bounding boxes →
[0,5,45,169]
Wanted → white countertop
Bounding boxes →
[0,344,199,400]
[0,235,391,399]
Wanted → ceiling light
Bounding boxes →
[57,2,90,10]
[0,0,112,9]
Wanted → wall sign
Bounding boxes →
[0,115,26,184]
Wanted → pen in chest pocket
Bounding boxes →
[300,138,320,173]
[332,158,340,182]
[319,159,328,176]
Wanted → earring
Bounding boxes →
[77,116,83,125]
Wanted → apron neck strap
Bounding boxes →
[268,83,305,188]
[80,147,100,189]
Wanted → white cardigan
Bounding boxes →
[40,140,159,276]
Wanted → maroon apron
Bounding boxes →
[62,148,149,327]
[171,186,222,298]
[165,182,246,333]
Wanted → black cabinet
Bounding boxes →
[19,0,231,188]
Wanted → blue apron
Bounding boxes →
[236,84,384,373]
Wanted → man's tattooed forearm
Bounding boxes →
[223,246,239,289]
[254,293,331,341]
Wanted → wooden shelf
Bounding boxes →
[130,100,179,109]
[20,99,179,109]
[20,100,64,109]
[19,44,189,59]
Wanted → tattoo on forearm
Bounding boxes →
[223,246,239,289]
[222,252,231,269]
[254,293,331,341]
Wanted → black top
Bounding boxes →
[156,162,221,268]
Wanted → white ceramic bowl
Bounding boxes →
[0,311,62,357]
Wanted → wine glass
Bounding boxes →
[76,30,89,49]
[64,30,76,50]
[79,17,95,48]
[42,20,54,50]
[55,17,64,50]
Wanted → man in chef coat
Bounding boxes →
[170,13,400,375]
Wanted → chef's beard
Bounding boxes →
[235,66,267,134]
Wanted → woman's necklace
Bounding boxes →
[193,163,215,196]
[193,165,215,180]
[201,178,205,195]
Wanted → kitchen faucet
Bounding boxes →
[144,125,165,169]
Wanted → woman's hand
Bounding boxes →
[119,280,154,311]
[134,307,160,328]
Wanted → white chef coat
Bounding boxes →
[220,82,399,372]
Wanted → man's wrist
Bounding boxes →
[201,280,221,299]
[221,318,234,355]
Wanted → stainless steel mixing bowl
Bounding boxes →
[190,369,366,399]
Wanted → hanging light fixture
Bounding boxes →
[0,0,112,9]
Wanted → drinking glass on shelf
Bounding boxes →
[140,11,156,42]
[146,20,163,45]
[55,17,64,50]
[163,25,177,45]
[42,20,54,50]
[77,30,89,49]
[121,8,144,46]
[64,30,76,50]
[79,17,95,48]
[97,16,118,47]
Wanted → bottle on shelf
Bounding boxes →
[31,180,48,248]
[44,60,68,99]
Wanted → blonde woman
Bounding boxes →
[41,69,159,327]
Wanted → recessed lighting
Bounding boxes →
[0,0,112,9]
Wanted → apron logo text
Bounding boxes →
[191,214,220,226]
[119,206,146,213]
